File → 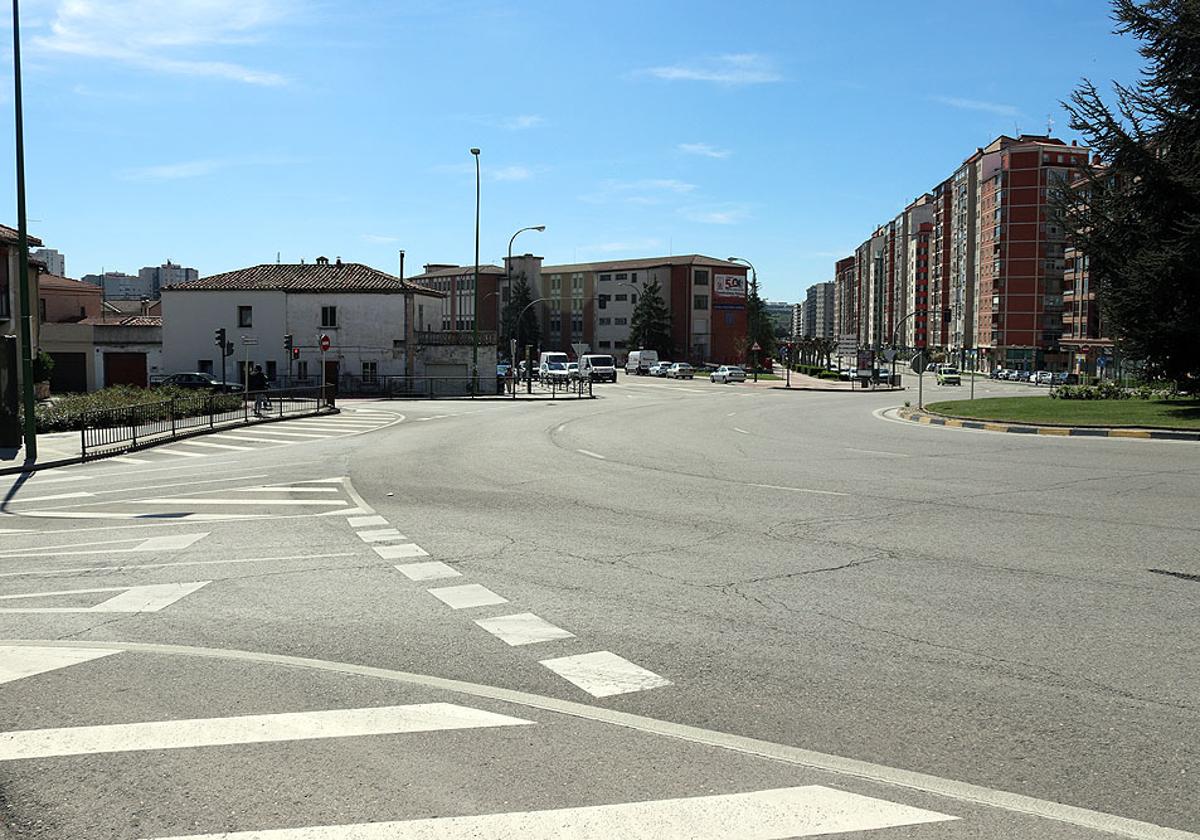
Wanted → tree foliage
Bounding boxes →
[744,275,776,365]
[501,272,539,361]
[1058,0,1200,383]
[628,280,673,357]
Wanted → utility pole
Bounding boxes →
[11,0,37,460]
[470,148,481,395]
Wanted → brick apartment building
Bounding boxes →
[833,134,1090,371]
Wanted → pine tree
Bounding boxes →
[744,276,776,368]
[628,280,673,357]
[1058,0,1200,383]
[501,272,539,362]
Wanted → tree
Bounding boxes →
[628,280,672,357]
[501,272,539,362]
[744,275,776,367]
[1058,0,1200,383]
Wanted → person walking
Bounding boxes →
[249,364,269,416]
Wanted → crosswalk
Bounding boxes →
[0,645,961,839]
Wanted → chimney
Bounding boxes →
[335,257,343,268]
[316,256,329,266]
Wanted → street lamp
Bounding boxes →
[10,0,37,459]
[470,147,481,394]
[728,256,759,382]
[516,295,551,393]
[506,225,545,356]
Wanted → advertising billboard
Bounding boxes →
[713,272,747,302]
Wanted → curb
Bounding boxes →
[895,407,1200,441]
[771,385,906,394]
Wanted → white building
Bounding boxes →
[161,258,448,389]
[32,248,65,277]
[139,260,198,298]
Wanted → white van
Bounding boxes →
[538,351,571,384]
[625,349,658,375]
[580,354,617,383]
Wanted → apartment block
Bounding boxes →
[833,256,856,342]
[802,282,835,339]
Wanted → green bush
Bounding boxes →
[817,371,841,380]
[32,351,54,382]
[35,386,244,432]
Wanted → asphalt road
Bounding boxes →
[0,377,1196,839]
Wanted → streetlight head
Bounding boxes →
[470,148,481,156]
[728,256,740,262]
[534,225,546,232]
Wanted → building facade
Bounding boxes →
[32,248,65,277]
[801,282,834,339]
[833,256,856,343]
[139,261,198,298]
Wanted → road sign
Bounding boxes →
[837,334,857,355]
[572,342,589,357]
[241,335,258,346]
[883,348,897,362]
[751,341,761,352]
[319,334,331,352]
[910,351,928,373]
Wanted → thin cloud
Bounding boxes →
[640,53,781,86]
[435,162,538,182]
[932,96,1021,118]
[501,114,544,130]
[121,154,299,181]
[32,0,293,86]
[579,238,664,255]
[680,203,751,225]
[361,234,401,244]
[493,165,533,181]
[579,178,697,206]
[678,142,731,159]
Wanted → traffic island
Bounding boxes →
[896,403,1200,442]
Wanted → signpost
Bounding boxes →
[751,341,761,383]
[910,350,928,409]
[836,334,857,373]
[240,335,258,399]
[319,334,330,405]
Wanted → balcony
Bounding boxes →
[417,330,498,346]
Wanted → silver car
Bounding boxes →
[710,365,747,383]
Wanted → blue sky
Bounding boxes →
[2,0,1142,303]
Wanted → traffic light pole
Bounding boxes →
[12,0,37,460]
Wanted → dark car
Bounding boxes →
[160,372,242,393]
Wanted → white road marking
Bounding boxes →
[109,456,152,465]
[556,424,567,433]
[134,498,348,507]
[208,433,288,445]
[733,427,750,435]
[228,429,330,439]
[0,581,209,613]
[845,447,910,458]
[356,528,406,543]
[726,412,736,417]
[14,511,264,521]
[152,448,208,458]
[141,785,955,840]
[0,646,122,686]
[427,583,508,610]
[234,487,340,493]
[0,552,356,578]
[475,612,575,646]
[393,561,461,581]
[539,651,671,697]
[373,544,429,560]
[5,491,93,504]
[347,515,388,527]
[134,533,208,552]
[171,440,254,452]
[576,449,606,460]
[743,482,850,497]
[0,703,533,762]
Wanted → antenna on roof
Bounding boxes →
[276,251,280,264]
[1046,114,1055,136]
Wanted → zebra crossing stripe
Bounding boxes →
[0,703,533,761]
[140,785,956,839]
[0,646,123,686]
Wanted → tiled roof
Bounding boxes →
[0,224,44,247]
[168,262,444,295]
[38,274,101,293]
[406,264,506,281]
[540,254,744,275]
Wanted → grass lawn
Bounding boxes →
[925,396,1200,429]
[749,372,783,380]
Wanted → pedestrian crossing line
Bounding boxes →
[109,456,153,465]
[0,703,534,761]
[347,515,388,527]
[206,434,291,445]
[475,612,575,646]
[356,528,406,543]
[373,544,429,560]
[0,532,207,559]
[0,581,210,614]
[0,551,356,579]
[539,651,671,698]
[428,583,508,610]
[152,448,208,458]
[393,561,461,581]
[230,429,331,439]
[234,486,341,493]
[134,499,350,507]
[141,785,956,839]
[0,646,123,686]
[171,440,255,452]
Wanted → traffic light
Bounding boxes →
[291,347,300,361]
[214,327,226,348]
[284,334,293,352]
[224,340,235,358]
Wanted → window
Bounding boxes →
[615,273,627,281]
[630,272,638,283]
[614,340,627,349]
[599,340,611,349]
[598,295,608,310]
[297,360,309,380]
[694,270,709,286]
[571,276,583,290]
[198,359,214,375]
[598,317,612,326]
[266,360,277,382]
[38,298,46,322]
[614,317,628,326]
[321,306,337,328]
[615,294,628,302]
[418,304,425,330]
[694,294,709,310]
[550,276,562,291]
[362,361,378,382]
[238,305,253,327]
[631,294,638,305]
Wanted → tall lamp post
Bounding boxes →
[10,0,36,459]
[728,256,758,382]
[505,225,545,360]
[470,147,481,394]
[516,295,550,392]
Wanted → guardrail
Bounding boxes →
[80,386,330,459]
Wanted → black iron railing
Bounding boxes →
[337,375,593,400]
[80,387,329,459]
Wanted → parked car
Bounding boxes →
[626,349,659,375]
[1034,370,1054,385]
[710,365,747,383]
[925,363,938,373]
[159,372,241,393]
[935,365,961,385]
[991,368,1006,379]
[1053,371,1070,385]
[540,361,570,385]
[579,354,617,383]
[566,362,581,381]
[649,361,672,377]
[666,362,694,379]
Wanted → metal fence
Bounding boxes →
[336,375,593,400]
[80,387,330,459]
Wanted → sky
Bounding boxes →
[1,0,1144,304]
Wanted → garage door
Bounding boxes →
[104,353,148,388]
[426,363,468,396]
[49,352,87,393]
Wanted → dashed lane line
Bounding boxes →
[475,613,575,647]
[393,561,461,581]
[356,528,407,543]
[427,583,509,610]
[373,544,429,560]
[576,449,606,460]
[539,651,672,698]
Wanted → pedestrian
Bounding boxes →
[249,364,269,415]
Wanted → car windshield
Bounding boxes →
[941,368,959,374]
[548,362,566,370]
[588,356,613,366]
